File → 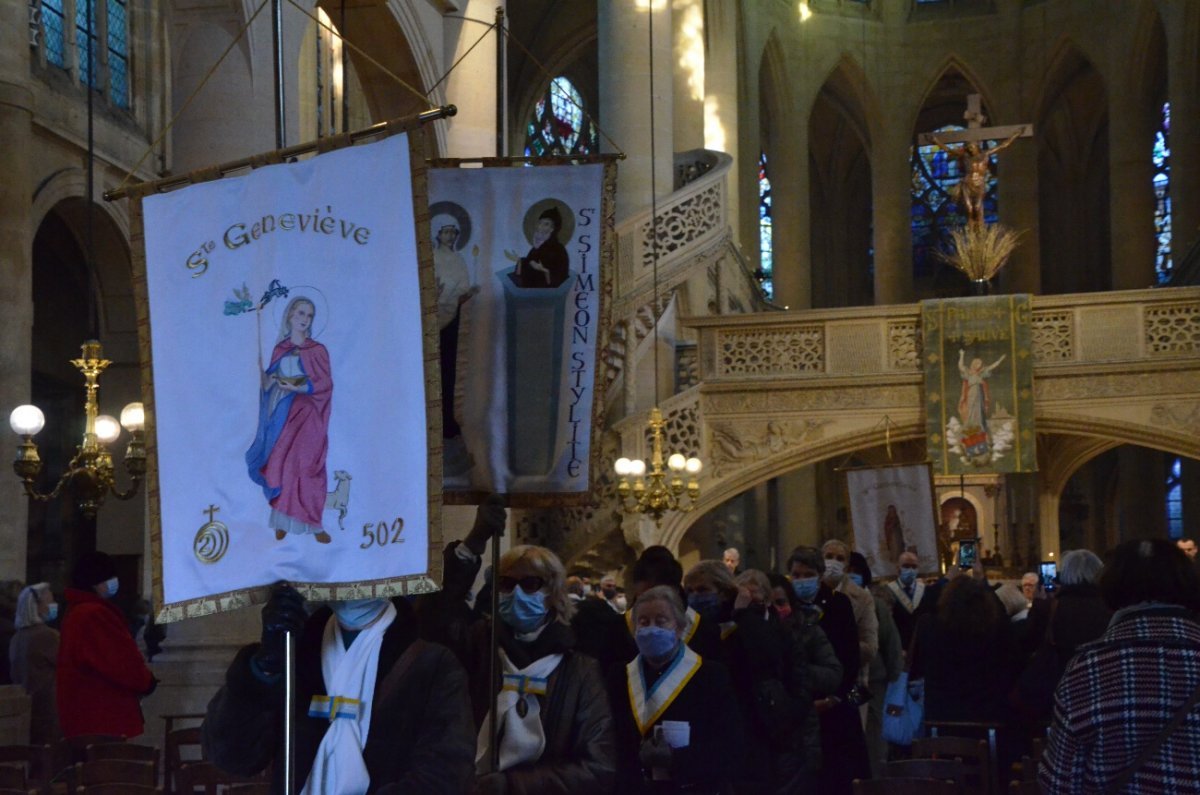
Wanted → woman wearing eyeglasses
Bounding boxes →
[441,534,616,795]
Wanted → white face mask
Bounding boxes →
[331,599,389,630]
[823,560,845,581]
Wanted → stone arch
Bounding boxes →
[304,1,433,131]
[660,419,927,552]
[508,0,598,156]
[1036,40,1110,294]
[172,20,257,171]
[809,53,875,308]
[910,55,998,141]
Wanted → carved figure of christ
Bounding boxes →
[917,94,1034,230]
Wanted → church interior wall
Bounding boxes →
[0,0,1197,734]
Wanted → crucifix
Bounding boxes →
[917,94,1034,230]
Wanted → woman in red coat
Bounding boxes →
[57,552,156,738]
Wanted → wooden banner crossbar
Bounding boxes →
[105,105,457,202]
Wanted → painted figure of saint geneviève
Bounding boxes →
[957,349,1006,435]
[245,296,333,544]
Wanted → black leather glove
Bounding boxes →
[252,583,307,678]
[464,494,507,556]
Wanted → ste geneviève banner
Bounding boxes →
[135,133,441,622]
[428,162,615,506]
[922,294,1036,475]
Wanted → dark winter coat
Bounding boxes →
[608,653,744,794]
[1040,604,1200,794]
[203,598,475,795]
[57,588,155,739]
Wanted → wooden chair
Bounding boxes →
[176,762,269,795]
[0,745,53,792]
[913,736,992,795]
[927,721,1002,794]
[885,758,969,787]
[63,737,123,766]
[227,785,270,795]
[72,759,156,790]
[165,727,203,795]
[853,778,962,795]
[84,744,159,785]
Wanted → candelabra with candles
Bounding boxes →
[9,340,146,517]
[613,407,702,526]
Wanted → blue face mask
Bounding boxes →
[849,573,864,589]
[635,626,680,661]
[498,588,548,634]
[45,603,58,622]
[687,591,722,622]
[898,568,918,586]
[331,599,389,630]
[102,577,119,599]
[792,577,820,602]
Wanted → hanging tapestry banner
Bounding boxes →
[427,161,615,506]
[921,294,1036,475]
[134,132,441,622]
[845,462,940,577]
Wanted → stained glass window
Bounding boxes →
[75,0,99,90]
[1166,456,1182,539]
[911,124,999,284]
[1154,102,1171,284]
[40,0,66,67]
[106,0,128,107]
[758,152,774,300]
[524,76,597,157]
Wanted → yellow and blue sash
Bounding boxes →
[626,644,702,736]
[307,695,362,721]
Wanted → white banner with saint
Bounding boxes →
[846,463,940,577]
[137,133,441,621]
[427,162,614,506]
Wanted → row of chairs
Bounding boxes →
[0,717,267,795]
[852,732,1047,795]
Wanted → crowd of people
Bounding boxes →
[195,499,1200,795]
[7,515,1198,793]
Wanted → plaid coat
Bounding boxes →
[1039,604,1200,794]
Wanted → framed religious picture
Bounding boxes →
[845,462,940,577]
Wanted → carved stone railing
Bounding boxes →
[688,287,1200,383]
[613,150,734,314]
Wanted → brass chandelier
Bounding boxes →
[10,341,146,517]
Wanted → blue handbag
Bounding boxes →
[882,671,924,746]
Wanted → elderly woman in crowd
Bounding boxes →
[1041,539,1200,793]
[435,510,615,795]
[785,546,868,795]
[10,583,59,744]
[608,585,742,794]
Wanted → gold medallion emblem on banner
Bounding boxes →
[194,504,230,563]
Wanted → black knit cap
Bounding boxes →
[71,551,117,589]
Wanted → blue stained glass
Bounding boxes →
[75,0,99,89]
[41,0,67,67]
[107,0,129,107]
[1166,457,1182,539]
[1154,102,1171,283]
[758,152,773,301]
[523,76,597,157]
